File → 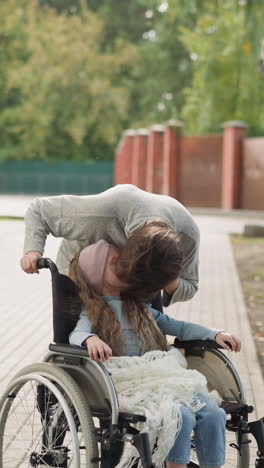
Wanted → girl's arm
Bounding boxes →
[149,307,222,341]
[69,312,96,347]
[149,307,241,351]
[69,312,112,361]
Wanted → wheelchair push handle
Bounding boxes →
[37,258,59,275]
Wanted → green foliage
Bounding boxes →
[38,0,81,14]
[92,0,148,45]
[180,1,264,135]
[0,0,137,161]
[129,0,200,127]
[0,0,263,161]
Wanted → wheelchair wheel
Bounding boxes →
[0,363,99,468]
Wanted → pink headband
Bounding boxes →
[78,240,110,295]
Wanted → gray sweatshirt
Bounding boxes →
[23,184,200,305]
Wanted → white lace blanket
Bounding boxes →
[105,347,221,468]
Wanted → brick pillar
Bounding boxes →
[146,125,164,194]
[221,121,248,210]
[114,129,136,185]
[162,120,183,199]
[131,128,149,190]
[114,134,125,185]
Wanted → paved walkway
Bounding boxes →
[1,195,264,466]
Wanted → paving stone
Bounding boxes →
[0,203,264,467]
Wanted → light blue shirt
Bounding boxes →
[69,297,221,356]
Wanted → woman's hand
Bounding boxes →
[85,336,112,362]
[20,251,42,273]
[164,277,180,296]
[215,332,241,352]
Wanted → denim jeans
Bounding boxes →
[165,394,226,467]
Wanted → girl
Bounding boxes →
[68,222,241,468]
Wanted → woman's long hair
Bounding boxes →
[68,221,183,356]
[117,221,183,302]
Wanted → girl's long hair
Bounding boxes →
[68,256,168,356]
[68,221,183,356]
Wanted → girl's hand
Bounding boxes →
[85,336,112,362]
[215,332,241,352]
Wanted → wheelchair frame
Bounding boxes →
[44,343,154,468]
[0,257,264,468]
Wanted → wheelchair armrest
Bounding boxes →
[49,342,89,357]
[49,340,225,361]
[173,338,224,357]
[174,338,222,349]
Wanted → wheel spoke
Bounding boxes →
[0,364,98,467]
[0,378,76,466]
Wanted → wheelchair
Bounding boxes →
[0,258,264,468]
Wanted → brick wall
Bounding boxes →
[114,121,264,210]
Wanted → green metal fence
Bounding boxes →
[0,161,113,195]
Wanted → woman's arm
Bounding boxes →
[163,232,199,305]
[23,196,65,256]
[21,195,95,273]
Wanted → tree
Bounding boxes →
[128,0,199,127]
[180,1,264,135]
[0,1,30,160]
[1,0,263,161]
[38,0,81,14]
[0,1,137,160]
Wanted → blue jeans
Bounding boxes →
[165,394,226,467]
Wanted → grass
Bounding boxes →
[0,216,23,220]
[249,271,264,280]
[231,235,264,375]
[231,234,264,244]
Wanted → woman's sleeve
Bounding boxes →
[69,312,96,347]
[149,307,222,341]
[163,231,200,305]
[23,196,63,254]
[23,195,91,255]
